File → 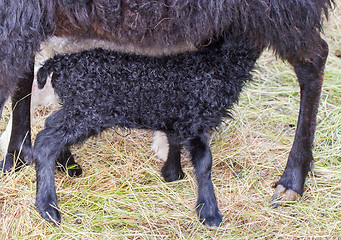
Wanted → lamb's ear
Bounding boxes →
[36,62,52,89]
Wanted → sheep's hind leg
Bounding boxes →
[271,37,328,207]
[187,134,222,227]
[161,134,184,182]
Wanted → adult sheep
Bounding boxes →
[0,0,334,224]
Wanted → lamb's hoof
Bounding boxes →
[57,162,82,177]
[271,184,301,208]
[67,163,82,177]
[36,203,61,226]
[161,168,185,182]
[56,150,82,177]
[201,213,223,227]
[197,204,222,227]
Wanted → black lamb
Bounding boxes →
[35,38,261,226]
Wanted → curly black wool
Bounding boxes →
[37,39,260,143]
[34,37,260,226]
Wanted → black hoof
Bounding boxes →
[56,161,83,177]
[36,202,61,225]
[56,149,82,177]
[0,154,26,174]
[196,203,222,227]
[161,165,185,182]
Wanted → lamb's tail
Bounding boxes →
[36,57,60,89]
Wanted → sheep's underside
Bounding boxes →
[0,0,333,225]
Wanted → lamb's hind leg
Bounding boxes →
[161,134,184,182]
[272,37,329,206]
[187,134,222,227]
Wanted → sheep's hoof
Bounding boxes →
[0,159,12,174]
[271,184,301,208]
[0,155,26,174]
[36,203,61,226]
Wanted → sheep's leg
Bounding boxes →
[0,66,34,173]
[151,131,169,162]
[272,38,328,206]
[187,134,222,227]
[0,78,12,170]
[161,134,184,182]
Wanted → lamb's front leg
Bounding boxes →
[34,127,64,224]
[272,37,329,206]
[34,108,93,223]
[187,134,222,227]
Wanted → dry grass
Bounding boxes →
[1,4,341,239]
